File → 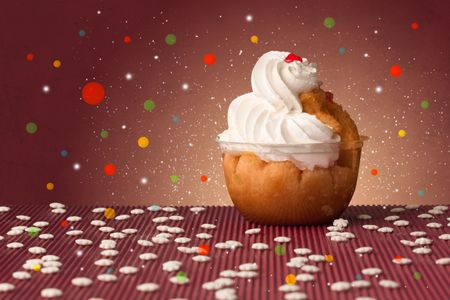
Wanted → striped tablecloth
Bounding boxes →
[0,204,448,299]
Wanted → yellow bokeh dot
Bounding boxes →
[250,35,259,44]
[137,136,149,148]
[325,255,334,262]
[398,129,406,137]
[104,208,116,220]
[33,264,41,272]
[53,59,61,68]
[285,273,296,285]
[46,182,54,191]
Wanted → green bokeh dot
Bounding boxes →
[170,175,180,184]
[144,100,156,111]
[417,189,425,197]
[26,122,38,134]
[165,34,177,45]
[420,100,429,109]
[413,271,421,280]
[274,245,286,256]
[100,130,109,139]
[324,17,335,29]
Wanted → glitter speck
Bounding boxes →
[77,250,83,257]
[181,83,189,90]
[125,73,133,80]
[140,177,148,185]
[375,86,383,93]
[73,163,81,171]
[245,14,253,22]
[42,85,50,93]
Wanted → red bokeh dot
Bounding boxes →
[82,82,105,105]
[60,219,69,228]
[203,53,216,65]
[124,36,132,44]
[197,244,210,255]
[26,53,34,61]
[370,169,378,176]
[390,65,402,77]
[395,255,402,260]
[411,22,419,30]
[200,175,208,182]
[104,163,117,176]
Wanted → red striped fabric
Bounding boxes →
[0,205,448,299]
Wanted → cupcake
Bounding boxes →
[217,51,365,225]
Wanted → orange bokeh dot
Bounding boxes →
[200,175,208,182]
[82,82,105,105]
[203,53,216,65]
[370,169,378,176]
[104,163,117,176]
[390,65,402,77]
[124,36,132,44]
[411,22,419,30]
[197,244,210,255]
[395,255,402,260]
[26,53,34,61]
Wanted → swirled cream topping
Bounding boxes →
[218,51,341,170]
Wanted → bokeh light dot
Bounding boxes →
[411,22,419,30]
[203,53,216,65]
[250,35,259,44]
[323,17,335,29]
[170,175,180,184]
[104,208,116,220]
[53,59,61,68]
[26,122,38,134]
[200,175,208,183]
[390,65,402,77]
[138,136,150,148]
[60,149,68,157]
[104,163,117,176]
[172,115,180,124]
[165,34,176,45]
[420,100,429,109]
[79,30,86,37]
[46,182,55,191]
[417,189,425,197]
[123,36,132,44]
[398,129,406,137]
[143,100,155,111]
[100,130,109,139]
[370,168,378,176]
[26,53,34,61]
[82,82,105,105]
[338,47,346,55]
[285,274,296,285]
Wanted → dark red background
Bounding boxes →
[0,0,449,206]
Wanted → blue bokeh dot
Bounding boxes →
[60,149,68,157]
[79,30,86,37]
[339,47,346,55]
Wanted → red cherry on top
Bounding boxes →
[284,53,303,63]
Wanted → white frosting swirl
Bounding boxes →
[218,51,341,170]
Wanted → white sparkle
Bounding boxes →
[375,86,383,93]
[364,53,370,58]
[125,73,133,80]
[154,55,159,60]
[374,30,378,34]
[73,163,81,171]
[140,177,148,185]
[181,83,189,91]
[77,250,83,256]
[245,14,253,22]
[121,125,126,129]
[42,85,50,93]
[97,10,101,15]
